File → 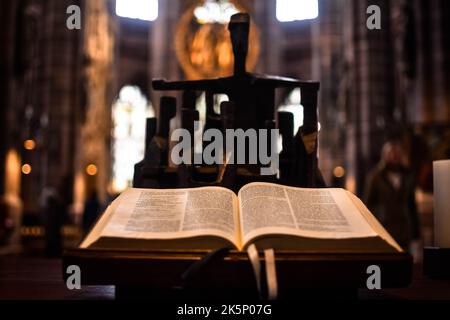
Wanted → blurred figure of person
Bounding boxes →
[364,141,422,261]
[82,191,101,234]
[403,127,433,192]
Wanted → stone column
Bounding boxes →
[253,0,281,76]
[312,0,349,185]
[413,0,450,124]
[0,1,18,196]
[0,0,22,252]
[79,0,116,205]
[344,0,397,195]
[149,0,182,120]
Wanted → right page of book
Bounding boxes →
[346,190,402,252]
[238,183,378,247]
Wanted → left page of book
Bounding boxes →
[80,187,240,249]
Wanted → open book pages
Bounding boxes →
[237,184,377,245]
[80,183,401,252]
[81,187,240,249]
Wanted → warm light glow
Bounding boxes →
[21,164,32,175]
[276,0,319,22]
[5,149,21,196]
[73,171,86,219]
[112,179,128,194]
[333,166,346,178]
[346,176,356,194]
[175,1,260,80]
[193,0,238,24]
[21,226,44,237]
[86,164,98,176]
[116,0,158,21]
[24,139,36,150]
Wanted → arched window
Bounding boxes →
[115,0,158,21]
[278,87,321,139]
[278,88,304,136]
[276,0,319,22]
[112,86,155,192]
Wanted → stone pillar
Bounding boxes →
[79,0,116,205]
[40,0,83,199]
[312,0,349,185]
[413,0,450,124]
[0,1,22,251]
[254,0,281,75]
[413,0,434,124]
[149,0,182,119]
[345,0,397,195]
[0,1,18,196]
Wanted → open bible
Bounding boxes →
[81,183,402,254]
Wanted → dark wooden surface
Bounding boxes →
[0,258,114,300]
[1,257,449,300]
[359,264,450,300]
[62,248,412,290]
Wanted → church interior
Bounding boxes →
[1,0,450,301]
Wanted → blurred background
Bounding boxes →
[0,0,449,259]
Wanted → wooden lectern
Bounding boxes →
[63,13,412,299]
